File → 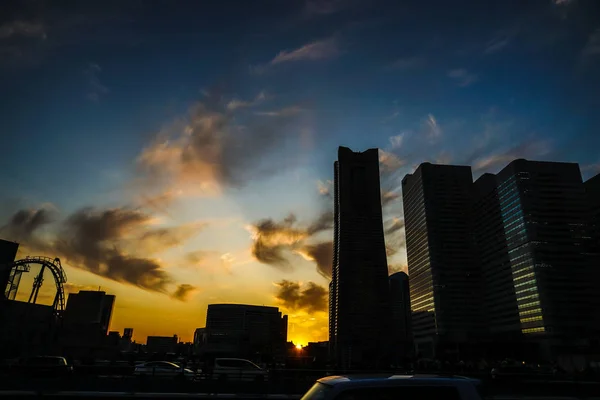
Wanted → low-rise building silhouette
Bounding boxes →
[389,271,413,364]
[147,335,178,354]
[200,304,287,361]
[61,290,115,358]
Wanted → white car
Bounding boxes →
[133,361,195,379]
[211,358,268,381]
[301,375,482,400]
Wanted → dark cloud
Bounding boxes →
[301,241,333,278]
[249,212,333,274]
[172,283,198,301]
[0,207,56,244]
[53,207,174,293]
[275,280,327,313]
[137,223,204,254]
[306,211,333,235]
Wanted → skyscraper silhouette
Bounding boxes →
[402,163,483,359]
[474,160,599,356]
[329,146,391,369]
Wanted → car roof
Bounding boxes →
[317,374,479,388]
[215,358,253,361]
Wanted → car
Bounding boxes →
[300,375,482,400]
[211,358,268,381]
[15,356,73,378]
[133,361,195,379]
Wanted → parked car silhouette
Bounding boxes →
[212,358,268,381]
[133,361,195,379]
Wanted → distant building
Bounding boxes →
[202,304,287,360]
[474,160,600,358]
[147,335,178,354]
[389,271,412,363]
[585,173,600,251]
[0,240,19,300]
[402,163,483,359]
[123,328,134,342]
[330,147,391,369]
[61,290,115,354]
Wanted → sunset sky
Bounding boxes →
[1,0,599,345]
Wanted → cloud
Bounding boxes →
[172,284,198,301]
[254,106,305,117]
[384,217,405,236]
[137,223,205,254]
[137,96,305,196]
[63,283,100,294]
[473,140,551,172]
[84,63,109,102]
[274,280,327,313]
[582,28,600,61]
[447,69,479,87]
[484,37,510,54]
[298,241,333,278]
[0,21,45,40]
[0,206,200,294]
[389,133,405,149]
[306,211,333,235]
[0,206,56,245]
[424,114,442,140]
[248,214,308,270]
[381,191,401,207]
[54,207,174,292]
[388,264,408,275]
[379,149,405,172]
[248,212,333,275]
[226,91,266,111]
[317,180,332,197]
[270,36,340,65]
[554,0,575,5]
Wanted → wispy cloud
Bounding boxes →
[473,140,551,172]
[226,91,267,111]
[84,63,109,102]
[447,68,479,87]
[388,133,405,150]
[379,149,405,172]
[424,114,442,140]
[0,20,46,40]
[137,92,306,196]
[255,106,305,117]
[270,36,340,65]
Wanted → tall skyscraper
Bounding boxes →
[475,160,599,355]
[389,271,412,363]
[402,163,482,358]
[330,146,391,369]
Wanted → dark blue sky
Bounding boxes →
[1,0,600,341]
